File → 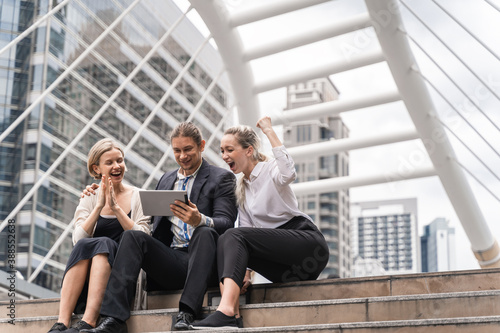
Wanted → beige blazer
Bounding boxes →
[72,186,151,244]
[71,186,151,310]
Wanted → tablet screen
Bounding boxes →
[139,190,188,216]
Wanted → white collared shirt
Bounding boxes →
[238,145,311,229]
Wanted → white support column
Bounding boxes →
[365,0,498,267]
[254,48,384,94]
[291,166,436,195]
[189,0,260,127]
[229,0,331,27]
[243,13,371,61]
[287,129,419,159]
[485,0,500,11]
[272,89,400,125]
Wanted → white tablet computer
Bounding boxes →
[139,190,188,216]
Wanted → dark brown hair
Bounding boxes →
[170,122,203,146]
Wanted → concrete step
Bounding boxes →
[148,268,500,309]
[2,268,500,320]
[239,290,500,328]
[145,316,500,333]
[245,268,500,304]
[5,315,500,333]
[3,290,499,333]
[0,297,59,320]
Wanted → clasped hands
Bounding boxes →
[95,176,119,212]
[82,181,202,227]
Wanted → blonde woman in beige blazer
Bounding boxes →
[47,139,150,333]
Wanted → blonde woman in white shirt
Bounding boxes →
[192,116,329,330]
[47,139,150,333]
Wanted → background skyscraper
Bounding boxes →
[421,217,456,272]
[351,198,420,276]
[0,0,233,294]
[283,78,351,278]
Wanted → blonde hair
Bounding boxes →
[87,138,125,180]
[224,125,268,207]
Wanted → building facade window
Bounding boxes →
[297,124,311,142]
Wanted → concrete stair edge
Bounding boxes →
[0,308,179,325]
[145,267,500,297]
[2,289,499,325]
[3,267,500,308]
[240,289,500,309]
[3,269,500,332]
[142,315,500,332]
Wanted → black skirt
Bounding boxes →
[64,237,119,275]
[63,214,128,314]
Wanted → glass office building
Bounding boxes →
[283,78,351,278]
[0,0,233,292]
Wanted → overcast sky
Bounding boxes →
[182,0,500,270]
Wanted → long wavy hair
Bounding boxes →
[224,125,268,207]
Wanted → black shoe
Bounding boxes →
[67,320,93,333]
[190,311,238,330]
[48,322,68,333]
[174,311,194,330]
[236,316,244,328]
[80,317,127,333]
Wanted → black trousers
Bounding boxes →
[218,216,329,288]
[99,226,219,321]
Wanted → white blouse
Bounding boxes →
[238,145,311,229]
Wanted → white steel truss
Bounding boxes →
[189,0,499,268]
[1,0,499,298]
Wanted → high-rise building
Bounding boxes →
[421,218,456,272]
[283,78,351,278]
[351,198,420,275]
[0,0,233,293]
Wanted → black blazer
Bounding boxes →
[151,159,237,247]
